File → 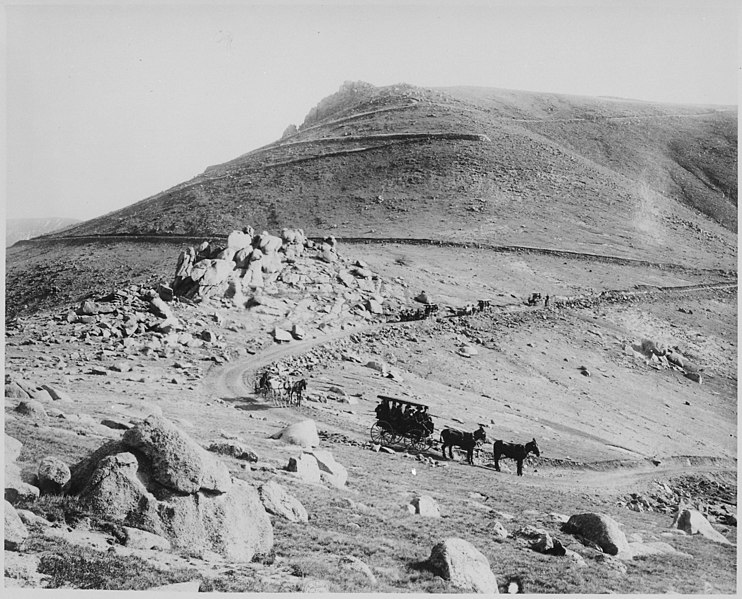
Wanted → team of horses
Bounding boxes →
[439,425,540,475]
[254,370,307,407]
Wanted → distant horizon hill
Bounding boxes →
[6,217,81,247]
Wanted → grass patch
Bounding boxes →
[25,536,199,590]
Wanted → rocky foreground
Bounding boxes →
[4,228,737,592]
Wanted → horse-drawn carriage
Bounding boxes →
[370,395,435,452]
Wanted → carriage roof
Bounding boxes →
[376,395,429,409]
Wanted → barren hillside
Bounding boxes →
[40,82,736,267]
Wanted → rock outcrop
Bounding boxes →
[66,416,274,562]
[121,415,232,494]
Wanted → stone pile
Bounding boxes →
[625,338,703,382]
[618,479,737,525]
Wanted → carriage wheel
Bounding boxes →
[370,421,396,447]
[407,428,429,453]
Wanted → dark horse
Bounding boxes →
[289,379,307,406]
[440,426,487,465]
[493,438,540,476]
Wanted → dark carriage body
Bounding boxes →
[371,395,435,451]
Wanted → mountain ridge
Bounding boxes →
[38,82,736,270]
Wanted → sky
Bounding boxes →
[4,0,739,222]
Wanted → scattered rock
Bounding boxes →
[365,360,389,376]
[531,532,555,553]
[563,513,629,556]
[286,453,322,484]
[513,524,548,539]
[3,551,47,587]
[626,541,693,559]
[40,384,71,402]
[564,549,587,567]
[310,450,348,488]
[5,381,33,399]
[14,400,47,419]
[410,495,441,518]
[123,526,172,551]
[428,537,498,593]
[671,508,732,545]
[5,500,29,550]
[339,555,377,585]
[207,441,259,462]
[258,480,309,523]
[16,509,52,528]
[101,418,131,431]
[5,434,23,463]
[684,372,703,384]
[457,345,478,358]
[273,327,293,343]
[271,420,320,448]
[491,521,509,540]
[37,456,71,495]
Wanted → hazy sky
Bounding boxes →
[5,0,739,222]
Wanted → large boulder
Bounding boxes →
[154,479,273,562]
[227,230,253,251]
[77,452,160,525]
[310,450,348,488]
[428,537,498,593]
[122,415,232,494]
[272,420,320,448]
[37,456,71,495]
[5,468,41,504]
[5,380,35,399]
[281,228,306,246]
[5,435,23,463]
[286,453,322,484]
[563,513,629,556]
[72,446,273,562]
[201,259,236,287]
[257,232,283,254]
[14,400,47,420]
[261,251,284,274]
[5,500,29,550]
[671,508,732,545]
[258,480,309,522]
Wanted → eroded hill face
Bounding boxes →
[44,82,736,270]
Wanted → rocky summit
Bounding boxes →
[4,81,737,593]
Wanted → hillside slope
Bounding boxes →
[36,82,738,269]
